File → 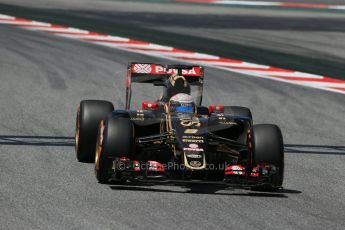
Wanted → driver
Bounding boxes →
[168,93,196,119]
[161,74,191,102]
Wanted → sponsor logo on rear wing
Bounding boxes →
[130,63,204,77]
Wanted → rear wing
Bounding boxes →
[127,63,204,85]
[125,63,205,109]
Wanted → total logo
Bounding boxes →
[189,144,199,149]
[183,144,204,152]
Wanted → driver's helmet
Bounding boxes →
[168,93,195,116]
[162,74,191,102]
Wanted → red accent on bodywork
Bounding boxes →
[225,165,245,175]
[250,166,259,177]
[208,105,224,113]
[133,160,140,172]
[142,102,159,110]
[119,157,130,161]
[224,164,270,177]
[147,161,165,172]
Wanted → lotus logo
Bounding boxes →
[190,161,202,167]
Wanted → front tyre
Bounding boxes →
[252,124,284,189]
[95,116,134,184]
[75,100,114,163]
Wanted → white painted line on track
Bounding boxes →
[175,0,345,10]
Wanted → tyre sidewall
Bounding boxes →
[252,124,284,187]
[95,116,134,183]
[75,100,114,162]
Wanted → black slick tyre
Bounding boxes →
[252,124,284,189]
[95,116,134,184]
[75,100,114,163]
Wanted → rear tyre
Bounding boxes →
[95,116,134,184]
[223,106,252,120]
[252,124,284,190]
[75,100,114,163]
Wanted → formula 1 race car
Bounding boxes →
[75,63,284,190]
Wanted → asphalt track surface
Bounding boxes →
[1,24,345,230]
[1,1,345,230]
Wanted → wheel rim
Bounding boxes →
[95,120,104,172]
[75,107,80,154]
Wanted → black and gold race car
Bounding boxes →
[75,63,284,190]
